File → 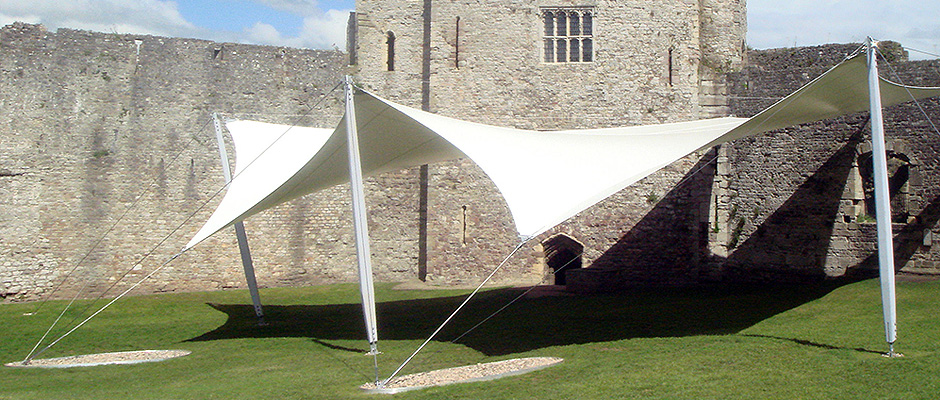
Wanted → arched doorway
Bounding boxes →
[542,234,584,285]
[858,150,912,223]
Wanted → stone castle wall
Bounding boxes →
[720,44,940,281]
[6,5,937,301]
[2,0,756,299]
[0,23,426,301]
[566,44,940,292]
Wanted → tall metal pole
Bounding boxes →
[866,38,899,357]
[213,113,265,324]
[343,77,381,382]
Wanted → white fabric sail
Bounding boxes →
[186,53,940,249]
[375,104,747,237]
[714,53,940,145]
[187,120,334,249]
[185,105,745,248]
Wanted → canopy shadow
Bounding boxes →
[724,123,865,280]
[584,146,718,286]
[851,194,940,275]
[587,118,867,287]
[187,280,851,356]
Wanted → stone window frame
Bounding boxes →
[849,139,920,225]
[857,150,914,223]
[541,7,595,64]
[386,31,396,71]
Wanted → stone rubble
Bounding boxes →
[5,349,191,368]
[360,357,563,391]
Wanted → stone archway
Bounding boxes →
[857,150,914,223]
[541,234,584,285]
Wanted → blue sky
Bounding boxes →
[1,1,938,59]
[176,0,305,36]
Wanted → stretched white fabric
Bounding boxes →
[375,103,747,237]
[187,120,333,248]
[714,53,940,145]
[186,53,940,249]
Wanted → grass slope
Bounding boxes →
[1,279,938,399]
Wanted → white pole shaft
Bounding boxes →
[343,77,380,351]
[213,113,265,321]
[233,223,263,320]
[213,113,235,182]
[867,40,898,346]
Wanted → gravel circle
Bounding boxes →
[5,350,191,368]
[360,357,563,393]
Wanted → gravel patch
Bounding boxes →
[5,350,191,368]
[360,356,563,393]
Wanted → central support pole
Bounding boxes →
[343,77,381,374]
[866,38,899,357]
[213,113,265,325]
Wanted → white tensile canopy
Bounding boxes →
[186,53,940,249]
[185,50,940,379]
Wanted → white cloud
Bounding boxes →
[245,0,351,49]
[0,0,199,37]
[244,21,285,45]
[748,0,940,59]
[0,0,351,50]
[0,13,39,27]
[297,9,351,49]
[241,8,349,49]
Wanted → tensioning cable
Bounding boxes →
[875,45,940,139]
[381,239,530,387]
[24,81,344,362]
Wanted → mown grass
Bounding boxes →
[1,278,938,399]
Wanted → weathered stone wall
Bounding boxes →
[0,22,428,301]
[352,0,746,286]
[13,7,936,300]
[355,0,750,126]
[721,43,940,281]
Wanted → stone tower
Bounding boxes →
[347,0,749,286]
[351,0,747,124]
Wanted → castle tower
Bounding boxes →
[347,0,748,285]
[350,0,747,124]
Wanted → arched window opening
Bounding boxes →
[569,12,581,36]
[555,12,567,36]
[461,205,468,244]
[542,234,584,286]
[582,12,593,35]
[858,151,912,223]
[454,17,461,69]
[543,11,554,37]
[386,31,396,71]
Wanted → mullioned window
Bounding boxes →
[542,7,594,63]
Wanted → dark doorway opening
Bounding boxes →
[859,151,911,223]
[542,234,584,285]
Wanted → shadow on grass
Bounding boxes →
[187,280,856,356]
[741,334,883,354]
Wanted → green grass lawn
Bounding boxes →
[1,278,938,399]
